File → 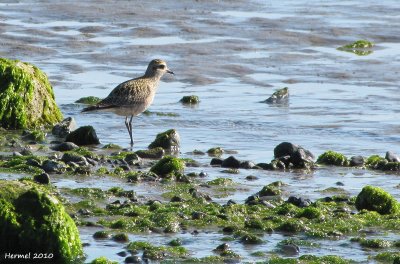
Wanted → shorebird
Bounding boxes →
[82,59,174,145]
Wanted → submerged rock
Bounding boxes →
[136,147,165,159]
[355,185,399,215]
[317,150,349,166]
[0,180,83,262]
[350,155,365,167]
[52,117,77,137]
[263,87,289,104]
[75,96,101,105]
[65,125,100,145]
[148,129,180,153]
[180,95,200,105]
[0,58,63,129]
[51,142,79,151]
[221,156,241,168]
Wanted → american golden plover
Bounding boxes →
[82,59,174,145]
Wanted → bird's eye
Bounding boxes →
[158,65,166,69]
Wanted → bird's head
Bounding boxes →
[145,59,174,78]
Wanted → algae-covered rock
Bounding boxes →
[263,87,289,104]
[180,95,200,105]
[337,40,374,56]
[150,156,185,178]
[90,257,118,264]
[65,125,100,145]
[0,180,83,263]
[355,185,399,215]
[317,150,349,166]
[0,58,63,129]
[136,147,165,159]
[75,96,101,105]
[148,129,180,152]
[52,117,77,137]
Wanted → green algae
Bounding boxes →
[355,185,399,215]
[102,143,122,150]
[207,178,233,186]
[127,241,188,260]
[112,233,129,242]
[0,155,45,175]
[350,237,392,248]
[0,180,83,263]
[75,96,101,105]
[317,150,349,166]
[374,252,400,263]
[207,147,224,156]
[148,129,180,151]
[90,257,118,264]
[93,230,111,239]
[142,110,179,117]
[150,156,185,178]
[180,95,200,104]
[0,58,63,129]
[337,40,374,56]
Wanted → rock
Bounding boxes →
[221,156,241,168]
[52,117,77,138]
[33,173,50,184]
[149,156,185,178]
[125,256,141,263]
[112,233,129,243]
[287,196,312,208]
[280,243,300,255]
[12,151,23,157]
[65,125,100,145]
[0,58,63,129]
[42,159,66,174]
[246,175,258,181]
[317,150,349,166]
[213,243,230,252]
[180,95,200,104]
[0,180,83,262]
[350,155,365,166]
[263,87,289,104]
[274,142,314,168]
[207,147,224,156]
[61,152,87,164]
[210,158,223,166]
[385,151,400,162]
[355,185,399,215]
[258,186,281,196]
[22,130,46,142]
[52,142,79,151]
[135,147,165,159]
[124,153,141,165]
[240,161,256,169]
[148,129,180,152]
[75,96,101,105]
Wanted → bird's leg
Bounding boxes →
[128,115,134,145]
[125,116,133,145]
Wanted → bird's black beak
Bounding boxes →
[167,69,174,75]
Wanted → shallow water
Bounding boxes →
[1,0,400,262]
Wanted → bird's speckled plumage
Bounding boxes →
[82,59,173,144]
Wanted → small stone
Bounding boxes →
[125,153,141,165]
[240,161,256,169]
[350,155,365,166]
[52,117,77,137]
[171,196,184,202]
[135,147,165,159]
[112,233,129,243]
[51,142,79,151]
[214,243,230,252]
[33,173,50,184]
[65,125,100,145]
[385,151,400,162]
[226,199,236,205]
[287,196,312,208]
[199,171,207,177]
[180,95,200,104]
[61,153,87,164]
[117,251,128,257]
[280,243,300,255]
[221,156,241,168]
[246,175,258,181]
[125,255,141,263]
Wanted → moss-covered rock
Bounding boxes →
[75,96,101,105]
[337,40,374,56]
[150,156,185,178]
[90,257,118,264]
[0,58,63,129]
[263,87,289,104]
[0,180,83,263]
[317,150,349,166]
[180,95,200,104]
[136,147,165,159]
[148,129,180,152]
[355,185,399,215]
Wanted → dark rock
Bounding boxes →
[33,173,50,184]
[274,142,314,169]
[13,151,23,157]
[52,117,77,137]
[210,158,223,166]
[287,196,312,208]
[199,171,207,177]
[213,243,230,252]
[171,196,184,202]
[65,125,100,145]
[246,175,258,181]
[226,199,236,205]
[240,161,256,169]
[192,211,205,220]
[385,151,400,162]
[256,162,272,170]
[350,155,365,166]
[61,153,87,164]
[74,166,92,175]
[26,158,42,168]
[180,95,200,104]
[117,251,128,257]
[280,243,300,255]
[125,153,141,165]
[263,87,289,104]
[135,147,165,159]
[51,142,79,151]
[42,159,66,174]
[125,255,141,263]
[148,129,180,152]
[221,156,241,168]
